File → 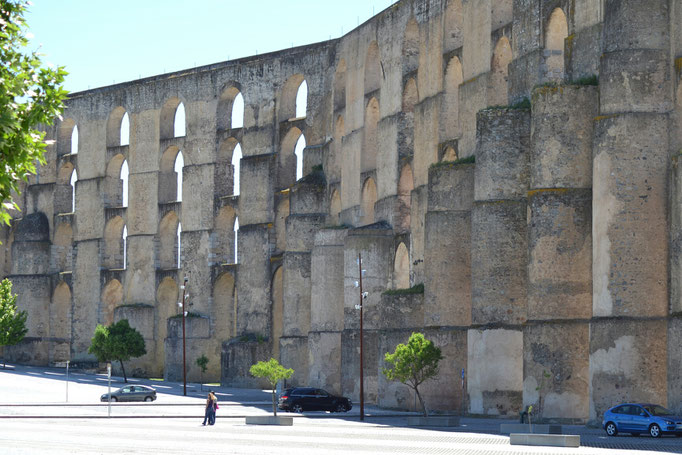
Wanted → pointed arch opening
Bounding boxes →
[294,134,306,181]
[397,164,414,232]
[393,243,410,289]
[174,151,184,202]
[103,216,126,269]
[159,146,182,203]
[361,177,377,226]
[174,102,186,137]
[69,169,78,213]
[177,222,182,269]
[231,143,242,196]
[160,98,183,140]
[217,85,244,131]
[233,217,239,264]
[280,74,306,121]
[402,78,418,113]
[295,80,308,119]
[53,223,73,272]
[159,211,180,270]
[441,56,463,140]
[279,127,303,190]
[57,119,77,156]
[545,8,568,82]
[50,282,72,362]
[215,206,236,264]
[71,125,79,155]
[101,279,123,327]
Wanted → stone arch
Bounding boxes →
[361,177,377,226]
[214,272,236,344]
[56,163,75,214]
[103,216,125,269]
[69,169,78,213]
[271,266,283,360]
[57,118,77,156]
[217,84,244,131]
[296,80,308,119]
[545,8,568,82]
[159,211,180,269]
[279,126,303,190]
[216,138,240,197]
[294,134,306,181]
[106,106,128,147]
[53,223,73,272]
[442,145,458,162]
[330,189,341,225]
[280,73,306,121]
[50,281,72,362]
[101,279,123,326]
[233,217,239,263]
[159,146,182,203]
[402,78,418,113]
[393,242,410,289]
[215,205,237,264]
[403,17,420,74]
[105,154,127,207]
[160,97,183,140]
[364,41,382,94]
[489,36,513,107]
[441,56,463,140]
[397,164,413,233]
[363,97,380,172]
[334,59,347,111]
[443,0,463,53]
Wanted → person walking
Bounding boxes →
[208,391,218,425]
[202,391,216,426]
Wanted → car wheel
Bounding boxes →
[292,403,304,413]
[649,424,661,438]
[605,422,618,436]
[111,397,117,402]
[335,403,347,413]
[144,396,153,402]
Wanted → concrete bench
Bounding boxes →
[245,416,293,426]
[510,433,579,448]
[500,423,562,434]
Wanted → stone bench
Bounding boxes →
[245,416,293,426]
[510,433,579,448]
[500,423,562,434]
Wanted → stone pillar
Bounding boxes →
[524,85,597,421]
[469,108,529,416]
[590,0,671,421]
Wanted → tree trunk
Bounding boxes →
[119,359,127,383]
[272,390,277,417]
[415,387,428,417]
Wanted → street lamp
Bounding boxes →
[354,253,367,421]
[179,275,189,396]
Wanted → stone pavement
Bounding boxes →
[1,363,681,454]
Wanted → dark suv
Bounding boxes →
[278,387,352,413]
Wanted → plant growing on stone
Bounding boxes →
[196,354,209,391]
[382,332,443,417]
[535,369,551,419]
[249,358,294,417]
[0,1,68,226]
[0,278,27,368]
[88,319,146,383]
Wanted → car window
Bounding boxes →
[643,405,672,416]
[611,406,625,414]
[122,387,132,393]
[629,406,645,416]
[318,389,329,397]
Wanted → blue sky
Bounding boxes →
[27,0,396,93]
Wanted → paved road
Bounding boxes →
[2,363,681,454]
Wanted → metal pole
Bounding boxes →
[182,276,188,396]
[65,360,69,403]
[107,362,112,417]
[358,253,364,422]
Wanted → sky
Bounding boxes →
[26,0,397,93]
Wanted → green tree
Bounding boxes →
[196,354,209,391]
[0,1,68,226]
[249,358,294,416]
[0,278,27,368]
[382,332,443,417]
[88,319,146,383]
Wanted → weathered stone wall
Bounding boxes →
[3,0,681,423]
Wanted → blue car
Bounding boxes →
[602,403,682,438]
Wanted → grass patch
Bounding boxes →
[430,155,475,170]
[383,283,424,296]
[485,97,531,111]
[116,303,153,309]
[170,311,202,319]
[571,75,598,86]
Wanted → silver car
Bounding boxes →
[100,385,157,402]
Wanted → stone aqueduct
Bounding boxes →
[2,0,682,422]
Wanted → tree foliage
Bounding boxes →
[196,354,209,391]
[0,278,27,368]
[88,319,146,383]
[0,1,68,226]
[250,358,294,416]
[382,332,443,416]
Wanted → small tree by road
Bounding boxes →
[0,278,27,368]
[382,332,443,417]
[88,319,146,383]
[196,354,209,391]
[249,358,294,416]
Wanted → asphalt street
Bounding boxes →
[1,363,681,454]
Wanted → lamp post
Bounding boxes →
[355,253,367,422]
[180,275,189,396]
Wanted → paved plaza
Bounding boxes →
[1,364,681,454]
